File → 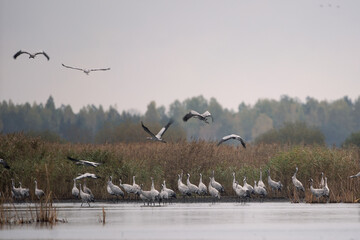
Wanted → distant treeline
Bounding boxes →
[0,95,359,146]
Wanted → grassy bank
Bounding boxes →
[0,133,359,203]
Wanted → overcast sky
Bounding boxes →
[0,0,359,114]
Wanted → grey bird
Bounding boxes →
[72,179,79,198]
[198,173,207,195]
[267,169,283,192]
[309,178,324,199]
[62,63,110,75]
[350,172,360,178]
[177,174,191,197]
[79,183,93,207]
[66,156,101,167]
[34,180,45,199]
[19,182,30,198]
[183,110,213,124]
[14,50,49,60]
[186,173,200,195]
[11,179,22,199]
[141,119,173,143]
[217,134,246,148]
[292,167,305,192]
[254,180,267,197]
[108,176,124,199]
[210,170,224,193]
[162,180,176,199]
[323,176,330,198]
[208,177,220,200]
[83,180,94,201]
[132,176,141,195]
[258,167,266,189]
[74,173,101,181]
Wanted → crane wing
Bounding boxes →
[202,111,214,122]
[238,137,246,148]
[156,119,174,138]
[83,160,101,167]
[217,138,226,146]
[217,134,246,148]
[183,110,199,122]
[35,51,50,60]
[350,172,360,178]
[62,63,84,71]
[217,135,232,146]
[90,68,110,72]
[67,156,80,163]
[13,50,30,59]
[141,121,156,138]
[74,173,100,180]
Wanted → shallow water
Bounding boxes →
[1,202,360,240]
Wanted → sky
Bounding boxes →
[0,0,359,114]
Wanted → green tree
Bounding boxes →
[144,101,162,123]
[255,121,325,145]
[342,131,360,147]
[251,113,273,139]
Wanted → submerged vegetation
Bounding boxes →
[0,133,359,203]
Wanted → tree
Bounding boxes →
[255,121,325,145]
[144,101,161,123]
[251,113,273,139]
[322,98,354,146]
[342,131,360,147]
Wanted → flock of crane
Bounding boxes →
[5,50,360,206]
[4,155,358,207]
[13,50,110,74]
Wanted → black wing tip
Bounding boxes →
[67,156,78,161]
[13,50,22,59]
[42,52,50,60]
[182,113,192,122]
[240,138,246,148]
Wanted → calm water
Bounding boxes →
[1,202,360,240]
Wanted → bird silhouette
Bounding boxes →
[62,63,110,75]
[13,50,49,60]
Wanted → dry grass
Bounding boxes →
[0,133,359,203]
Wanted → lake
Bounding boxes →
[1,201,360,240]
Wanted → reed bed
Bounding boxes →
[0,133,359,203]
[0,192,65,225]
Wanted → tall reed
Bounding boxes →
[0,133,359,203]
[0,192,64,225]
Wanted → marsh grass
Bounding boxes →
[0,133,359,203]
[0,192,65,225]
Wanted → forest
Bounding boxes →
[0,95,359,146]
